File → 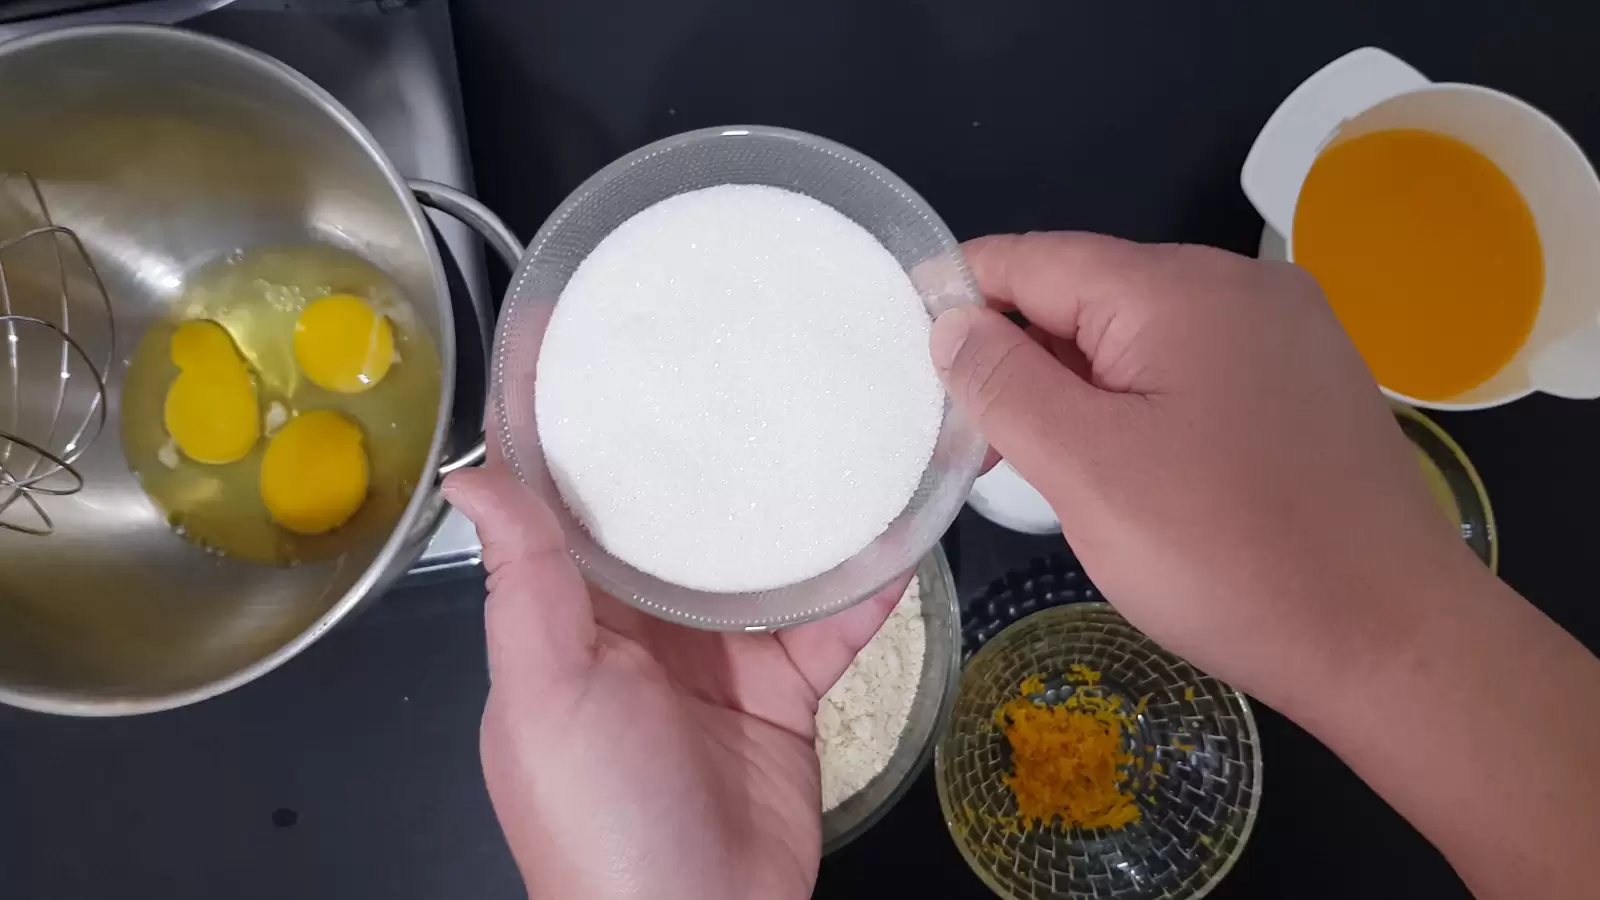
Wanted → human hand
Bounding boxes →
[931,233,1474,708]
[444,461,904,900]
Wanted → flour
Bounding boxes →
[816,577,927,811]
[535,184,944,593]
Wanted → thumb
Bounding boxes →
[443,465,597,683]
[930,305,1100,505]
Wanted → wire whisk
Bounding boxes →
[0,172,115,536]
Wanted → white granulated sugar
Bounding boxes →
[536,184,944,593]
[816,577,926,812]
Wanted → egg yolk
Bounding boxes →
[164,320,260,465]
[259,410,370,535]
[294,294,396,394]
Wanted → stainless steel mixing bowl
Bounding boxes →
[0,25,521,715]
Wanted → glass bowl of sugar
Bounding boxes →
[490,125,987,630]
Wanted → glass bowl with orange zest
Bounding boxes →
[935,603,1261,900]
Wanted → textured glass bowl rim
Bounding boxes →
[1392,404,1498,573]
[492,124,987,630]
[821,544,962,854]
[933,602,1264,900]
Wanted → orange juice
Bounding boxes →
[1293,128,1543,401]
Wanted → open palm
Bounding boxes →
[445,463,903,900]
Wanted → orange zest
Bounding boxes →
[995,668,1141,831]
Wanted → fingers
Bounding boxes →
[444,465,597,684]
[981,446,1003,475]
[963,232,1161,342]
[777,573,909,698]
[930,305,1095,503]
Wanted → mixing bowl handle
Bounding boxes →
[408,179,526,478]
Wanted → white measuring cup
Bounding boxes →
[1241,47,1600,410]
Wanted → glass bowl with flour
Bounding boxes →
[819,546,961,852]
[492,126,986,629]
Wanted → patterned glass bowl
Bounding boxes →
[1393,405,1497,571]
[936,603,1261,900]
[821,546,961,853]
[490,125,987,631]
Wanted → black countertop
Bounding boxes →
[451,5,1599,896]
[4,1,1599,897]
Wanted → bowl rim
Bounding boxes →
[493,124,987,631]
[1392,404,1498,573]
[933,601,1264,900]
[821,543,962,854]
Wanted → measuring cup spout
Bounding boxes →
[1529,321,1600,401]
[1242,47,1428,237]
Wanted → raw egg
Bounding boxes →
[260,410,370,535]
[294,294,395,394]
[163,320,260,464]
[120,244,441,566]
